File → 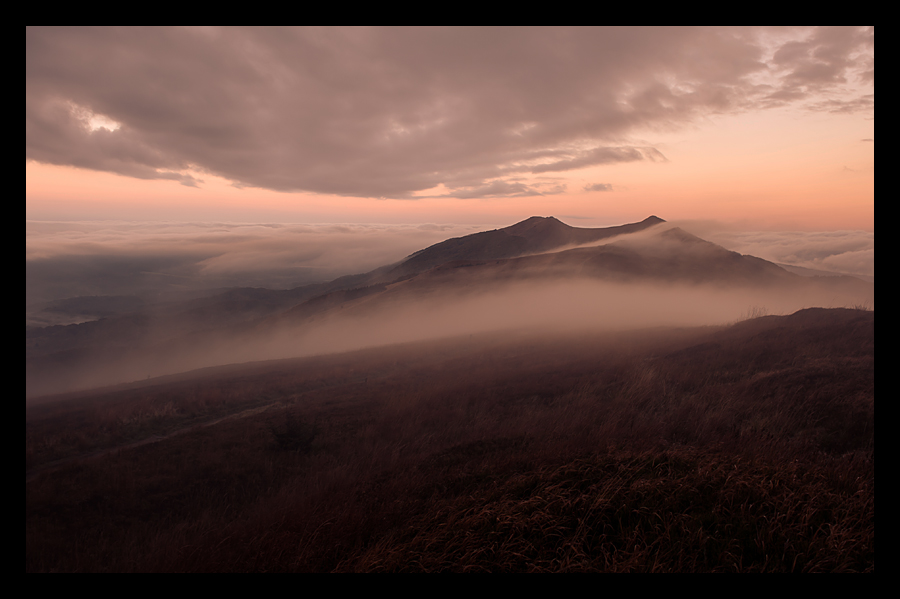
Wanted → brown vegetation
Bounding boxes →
[26,308,874,572]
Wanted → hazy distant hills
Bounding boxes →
[776,262,875,283]
[26,215,669,355]
[278,216,671,321]
[400,226,796,286]
[25,216,874,398]
[276,219,868,326]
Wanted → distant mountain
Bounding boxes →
[386,215,666,280]
[26,215,874,398]
[776,263,875,283]
[274,221,834,325]
[272,219,872,337]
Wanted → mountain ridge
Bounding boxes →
[25,215,874,398]
[393,215,666,279]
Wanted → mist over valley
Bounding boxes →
[26,216,873,398]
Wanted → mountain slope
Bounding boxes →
[25,216,873,398]
[278,222,857,325]
[388,215,665,279]
[26,307,874,572]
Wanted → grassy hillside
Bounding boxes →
[26,308,874,572]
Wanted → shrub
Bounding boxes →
[269,412,317,454]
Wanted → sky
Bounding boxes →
[26,27,874,300]
[26,27,873,227]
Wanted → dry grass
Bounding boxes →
[343,448,873,572]
[26,308,874,572]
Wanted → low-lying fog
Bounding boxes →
[674,222,875,282]
[252,277,871,361]
[27,221,874,304]
[26,221,488,325]
[25,219,874,398]
[27,276,873,398]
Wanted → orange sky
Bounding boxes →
[26,106,874,230]
[26,27,874,231]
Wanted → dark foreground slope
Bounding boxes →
[26,308,874,572]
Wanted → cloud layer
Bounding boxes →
[698,228,874,280]
[26,220,487,306]
[26,27,874,199]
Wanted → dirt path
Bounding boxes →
[25,402,281,483]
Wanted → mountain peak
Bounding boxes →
[509,215,664,230]
[518,215,558,223]
[392,215,668,278]
[503,216,570,237]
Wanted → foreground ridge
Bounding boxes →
[27,308,874,572]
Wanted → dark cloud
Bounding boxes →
[808,94,874,114]
[438,180,546,199]
[764,26,874,111]
[584,183,613,192]
[26,27,874,199]
[530,146,655,174]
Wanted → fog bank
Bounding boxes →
[26,220,488,312]
[676,224,874,281]
[27,274,873,398]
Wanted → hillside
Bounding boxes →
[26,308,874,572]
[388,215,666,278]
